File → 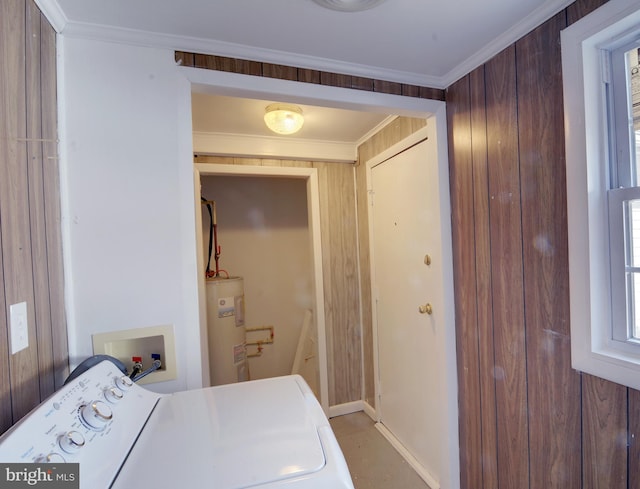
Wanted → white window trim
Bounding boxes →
[562,0,640,390]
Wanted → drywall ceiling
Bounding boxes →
[191,93,391,143]
[41,0,573,88]
[38,0,574,146]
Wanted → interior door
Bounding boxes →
[370,125,454,489]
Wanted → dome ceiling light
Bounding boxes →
[311,0,387,12]
[264,104,305,135]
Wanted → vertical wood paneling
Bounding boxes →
[26,0,55,400]
[0,0,67,434]
[373,80,402,95]
[261,63,297,81]
[297,68,321,84]
[40,14,68,389]
[355,160,374,406]
[447,74,485,489]
[350,76,374,91]
[320,72,352,89]
[315,161,336,402]
[314,161,361,405]
[175,51,445,101]
[485,45,530,489]
[629,389,640,489]
[516,12,583,489]
[0,0,41,423]
[567,0,609,25]
[470,65,499,489]
[0,170,9,433]
[447,2,640,489]
[357,117,426,164]
[0,0,13,433]
[582,375,627,489]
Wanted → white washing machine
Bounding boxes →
[0,360,354,489]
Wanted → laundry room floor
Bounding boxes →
[330,412,431,489]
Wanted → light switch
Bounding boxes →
[9,301,28,355]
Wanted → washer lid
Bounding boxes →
[113,376,328,488]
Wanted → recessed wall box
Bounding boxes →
[92,325,177,384]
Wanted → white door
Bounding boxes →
[369,123,457,489]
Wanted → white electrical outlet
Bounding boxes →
[9,301,28,355]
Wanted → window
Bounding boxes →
[562,0,640,390]
[608,42,640,347]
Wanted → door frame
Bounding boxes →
[193,163,329,413]
[180,64,449,413]
[366,125,430,421]
[365,121,460,489]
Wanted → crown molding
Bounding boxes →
[441,0,576,86]
[354,115,397,147]
[33,0,67,32]
[36,0,576,90]
[59,21,444,88]
[193,131,357,163]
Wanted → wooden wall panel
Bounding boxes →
[629,388,640,489]
[447,75,485,489]
[194,155,362,405]
[582,375,627,489]
[516,12,583,489]
[0,159,9,432]
[26,0,55,400]
[485,45,530,489]
[1,0,41,425]
[567,0,609,25]
[0,0,67,435]
[354,160,374,407]
[357,117,426,164]
[470,65,499,489]
[316,162,361,405]
[176,51,445,102]
[40,15,68,389]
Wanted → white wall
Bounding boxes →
[57,36,201,392]
[201,176,313,380]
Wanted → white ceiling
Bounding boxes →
[191,93,391,143]
[38,0,574,146]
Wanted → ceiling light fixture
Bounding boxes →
[264,104,305,135]
[311,0,387,12]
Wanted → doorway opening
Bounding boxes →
[183,66,450,423]
[193,162,328,411]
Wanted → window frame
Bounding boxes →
[561,0,640,390]
[608,187,640,344]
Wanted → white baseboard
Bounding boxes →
[375,422,440,489]
[362,400,377,421]
[328,400,364,418]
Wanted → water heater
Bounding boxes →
[206,276,249,385]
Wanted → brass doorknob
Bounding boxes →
[418,303,433,315]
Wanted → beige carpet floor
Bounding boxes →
[330,411,431,489]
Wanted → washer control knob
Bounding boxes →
[81,400,113,430]
[115,375,133,390]
[104,386,124,403]
[36,452,66,463]
[58,431,86,454]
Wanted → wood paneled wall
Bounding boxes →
[176,51,445,101]
[0,0,68,435]
[194,155,362,405]
[354,117,427,407]
[446,0,640,487]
